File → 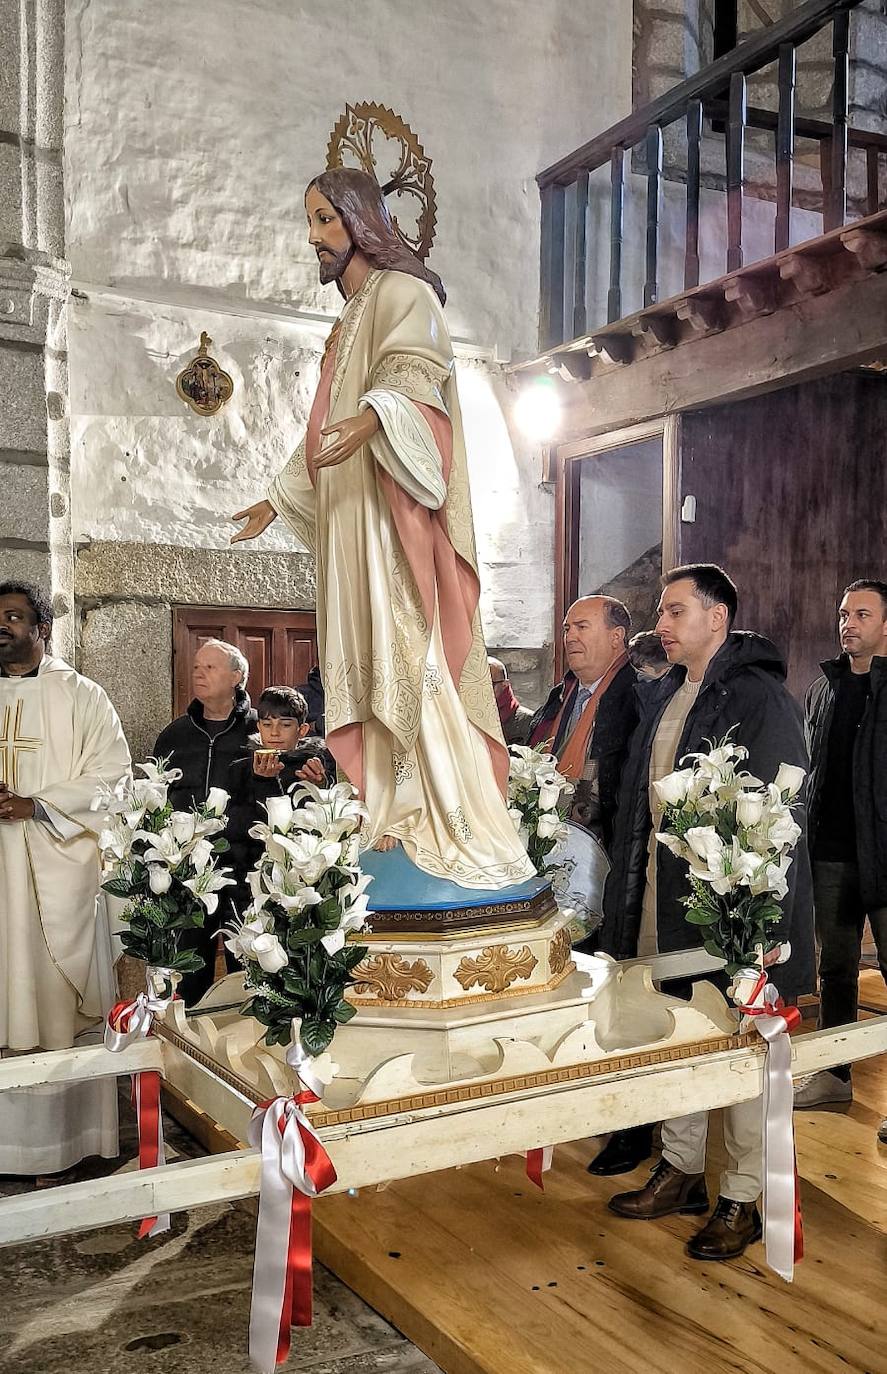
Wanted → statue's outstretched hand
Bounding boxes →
[231,499,277,544]
[313,409,379,470]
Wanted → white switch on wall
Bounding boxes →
[681,495,697,523]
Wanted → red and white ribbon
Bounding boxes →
[104,977,175,1240]
[525,1146,554,1190]
[737,970,804,1282]
[248,1043,337,1374]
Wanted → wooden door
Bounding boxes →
[172,607,318,716]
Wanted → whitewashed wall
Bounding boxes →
[64,0,631,662]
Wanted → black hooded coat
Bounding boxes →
[599,632,816,1002]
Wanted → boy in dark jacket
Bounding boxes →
[227,686,336,917]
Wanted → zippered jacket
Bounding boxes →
[153,687,257,812]
[805,653,887,907]
[599,632,815,1001]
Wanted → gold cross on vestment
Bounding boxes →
[0,699,42,791]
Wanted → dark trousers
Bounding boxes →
[813,860,887,1079]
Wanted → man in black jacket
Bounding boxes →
[601,565,815,1262]
[797,579,887,1129]
[153,638,257,1001]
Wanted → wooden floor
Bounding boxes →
[315,980,887,1374]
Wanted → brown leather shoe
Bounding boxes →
[608,1158,709,1219]
[686,1196,763,1261]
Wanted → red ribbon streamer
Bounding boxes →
[251,1089,337,1370]
[526,1148,546,1190]
[106,997,168,1239]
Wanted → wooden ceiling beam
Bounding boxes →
[555,265,887,441]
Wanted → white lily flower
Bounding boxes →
[183,867,237,915]
[99,825,133,861]
[139,759,183,785]
[276,832,343,884]
[654,831,689,859]
[275,887,323,913]
[189,837,214,875]
[139,828,185,866]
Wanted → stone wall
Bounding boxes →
[0,0,74,658]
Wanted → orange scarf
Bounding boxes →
[547,652,629,781]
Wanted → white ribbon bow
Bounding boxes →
[246,1040,333,1374]
[740,973,801,1282]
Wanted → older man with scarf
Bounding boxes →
[527,596,637,849]
[529,594,643,1177]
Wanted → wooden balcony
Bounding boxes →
[535,0,885,354]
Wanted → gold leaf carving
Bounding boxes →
[549,926,574,978]
[351,952,434,1000]
[454,944,539,994]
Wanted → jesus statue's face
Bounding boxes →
[306,186,354,285]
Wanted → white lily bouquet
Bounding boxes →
[224,781,372,1056]
[95,759,235,982]
[507,744,575,873]
[653,738,805,977]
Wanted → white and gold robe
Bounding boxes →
[269,268,534,889]
[0,655,131,1173]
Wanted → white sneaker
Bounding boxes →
[793,1070,852,1109]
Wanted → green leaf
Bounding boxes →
[685,907,721,926]
[702,939,725,960]
[341,945,369,971]
[300,1017,335,1057]
[287,926,324,950]
[102,877,137,898]
[279,973,312,999]
[168,949,205,973]
[334,1001,357,1024]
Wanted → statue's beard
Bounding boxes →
[317,242,354,285]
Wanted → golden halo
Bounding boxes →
[326,102,437,261]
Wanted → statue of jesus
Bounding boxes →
[232,168,534,891]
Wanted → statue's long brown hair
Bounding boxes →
[307,167,446,305]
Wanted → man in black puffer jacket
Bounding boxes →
[153,638,257,1002]
[797,579,887,1129]
[601,564,815,1264]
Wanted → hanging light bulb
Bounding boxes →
[513,375,562,441]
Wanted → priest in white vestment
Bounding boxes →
[233,169,534,891]
[0,581,131,1174]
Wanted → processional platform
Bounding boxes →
[2,946,886,1248]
